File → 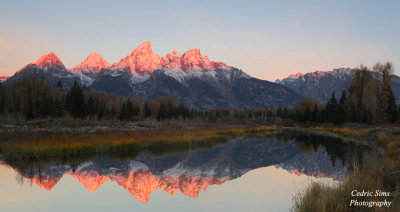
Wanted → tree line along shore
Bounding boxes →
[0,62,398,127]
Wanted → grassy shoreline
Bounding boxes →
[0,123,391,160]
[290,125,400,212]
[0,123,277,160]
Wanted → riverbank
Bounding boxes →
[0,120,277,160]
[0,121,393,160]
[1,120,399,211]
[291,126,400,212]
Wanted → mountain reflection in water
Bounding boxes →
[0,133,372,204]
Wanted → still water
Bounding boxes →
[0,133,372,211]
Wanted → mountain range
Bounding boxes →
[276,68,400,104]
[4,41,302,109]
[4,41,399,108]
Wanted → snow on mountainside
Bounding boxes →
[162,67,250,83]
[276,68,354,84]
[275,68,356,103]
[276,68,400,104]
[71,52,111,73]
[6,41,304,109]
[7,52,81,89]
[162,48,230,71]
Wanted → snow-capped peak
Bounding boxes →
[71,52,111,73]
[32,52,65,69]
[18,42,233,77]
[109,42,231,74]
[162,48,230,71]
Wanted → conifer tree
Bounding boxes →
[57,80,63,90]
[326,91,338,123]
[119,98,139,120]
[335,90,347,125]
[311,106,319,123]
[65,81,86,118]
[86,96,97,117]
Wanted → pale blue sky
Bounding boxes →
[0,0,399,80]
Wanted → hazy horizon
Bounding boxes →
[1,0,399,81]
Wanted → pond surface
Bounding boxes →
[0,133,373,211]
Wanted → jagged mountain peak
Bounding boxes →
[180,48,211,71]
[111,41,161,74]
[183,48,202,57]
[162,48,230,71]
[161,50,181,66]
[32,52,65,69]
[288,72,303,79]
[171,49,180,55]
[275,68,357,103]
[71,52,111,72]
[278,68,354,82]
[108,42,231,73]
[129,41,153,56]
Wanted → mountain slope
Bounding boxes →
[5,53,81,89]
[5,42,303,109]
[275,68,354,103]
[91,68,302,109]
[84,42,303,109]
[276,68,400,104]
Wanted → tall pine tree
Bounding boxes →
[326,91,338,123]
[65,81,86,118]
[335,90,347,125]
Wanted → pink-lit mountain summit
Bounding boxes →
[32,52,66,70]
[71,52,111,73]
[28,41,231,75]
[111,41,162,74]
[109,41,230,74]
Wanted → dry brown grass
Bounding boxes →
[310,126,379,137]
[379,135,400,161]
[292,168,396,212]
[0,125,279,156]
[293,126,400,212]
[2,128,218,150]
[217,125,277,135]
